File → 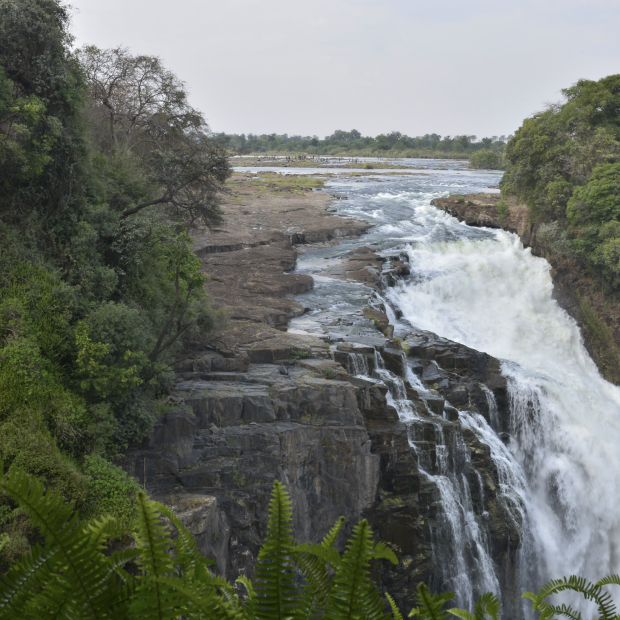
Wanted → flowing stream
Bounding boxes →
[243,161,620,611]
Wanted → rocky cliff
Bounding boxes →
[119,176,528,613]
[121,325,520,611]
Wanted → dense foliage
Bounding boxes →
[220,129,510,159]
[500,74,620,290]
[1,470,618,620]
[0,0,230,560]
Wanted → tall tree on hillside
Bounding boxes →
[78,45,231,228]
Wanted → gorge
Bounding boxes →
[118,162,620,617]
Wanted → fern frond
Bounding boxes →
[538,602,582,620]
[155,502,206,580]
[0,466,130,619]
[254,481,299,620]
[322,516,345,550]
[387,593,405,620]
[150,576,240,620]
[0,542,55,615]
[324,519,375,620]
[371,542,398,565]
[528,575,616,620]
[597,575,620,588]
[409,583,454,620]
[236,575,258,620]
[129,492,180,620]
[86,516,125,551]
[471,593,500,620]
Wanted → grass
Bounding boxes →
[322,367,336,379]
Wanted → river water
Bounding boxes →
[241,161,620,611]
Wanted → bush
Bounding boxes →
[468,150,506,170]
[81,454,141,521]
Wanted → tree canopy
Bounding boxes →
[500,74,620,290]
[0,0,229,564]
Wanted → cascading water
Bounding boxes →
[286,163,620,613]
[367,350,531,611]
[387,228,620,600]
[345,352,370,377]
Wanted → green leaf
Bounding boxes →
[253,481,299,620]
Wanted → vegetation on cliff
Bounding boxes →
[219,129,510,160]
[0,0,229,563]
[501,74,620,289]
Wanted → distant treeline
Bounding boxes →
[217,129,511,158]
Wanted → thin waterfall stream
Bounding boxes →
[280,161,620,614]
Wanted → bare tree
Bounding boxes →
[78,45,231,227]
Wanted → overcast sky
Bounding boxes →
[70,0,620,139]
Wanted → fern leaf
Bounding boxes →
[86,516,125,551]
[446,609,473,620]
[321,517,345,550]
[155,502,206,580]
[528,575,616,620]
[410,583,454,620]
[324,519,374,620]
[0,542,55,616]
[387,593,405,620]
[472,593,500,620]
[236,575,258,620]
[597,576,620,588]
[129,492,180,620]
[150,576,239,620]
[0,466,129,619]
[371,542,398,565]
[254,481,299,620]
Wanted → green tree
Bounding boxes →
[501,74,620,222]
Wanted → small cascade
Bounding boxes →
[370,349,534,614]
[481,385,500,431]
[372,350,499,606]
[345,352,370,377]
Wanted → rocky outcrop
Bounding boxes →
[120,177,526,614]
[122,325,522,612]
[431,194,620,385]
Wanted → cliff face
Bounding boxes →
[121,323,519,612]
[431,194,620,385]
[119,177,527,614]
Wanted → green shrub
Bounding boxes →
[289,346,310,359]
[322,366,336,379]
[468,150,506,170]
[81,454,141,521]
[496,199,510,222]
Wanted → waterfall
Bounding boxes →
[388,229,620,602]
[366,350,533,610]
[291,167,620,612]
[345,352,370,377]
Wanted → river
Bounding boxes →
[241,160,620,614]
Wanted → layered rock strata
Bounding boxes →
[121,181,525,614]
[122,327,521,611]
